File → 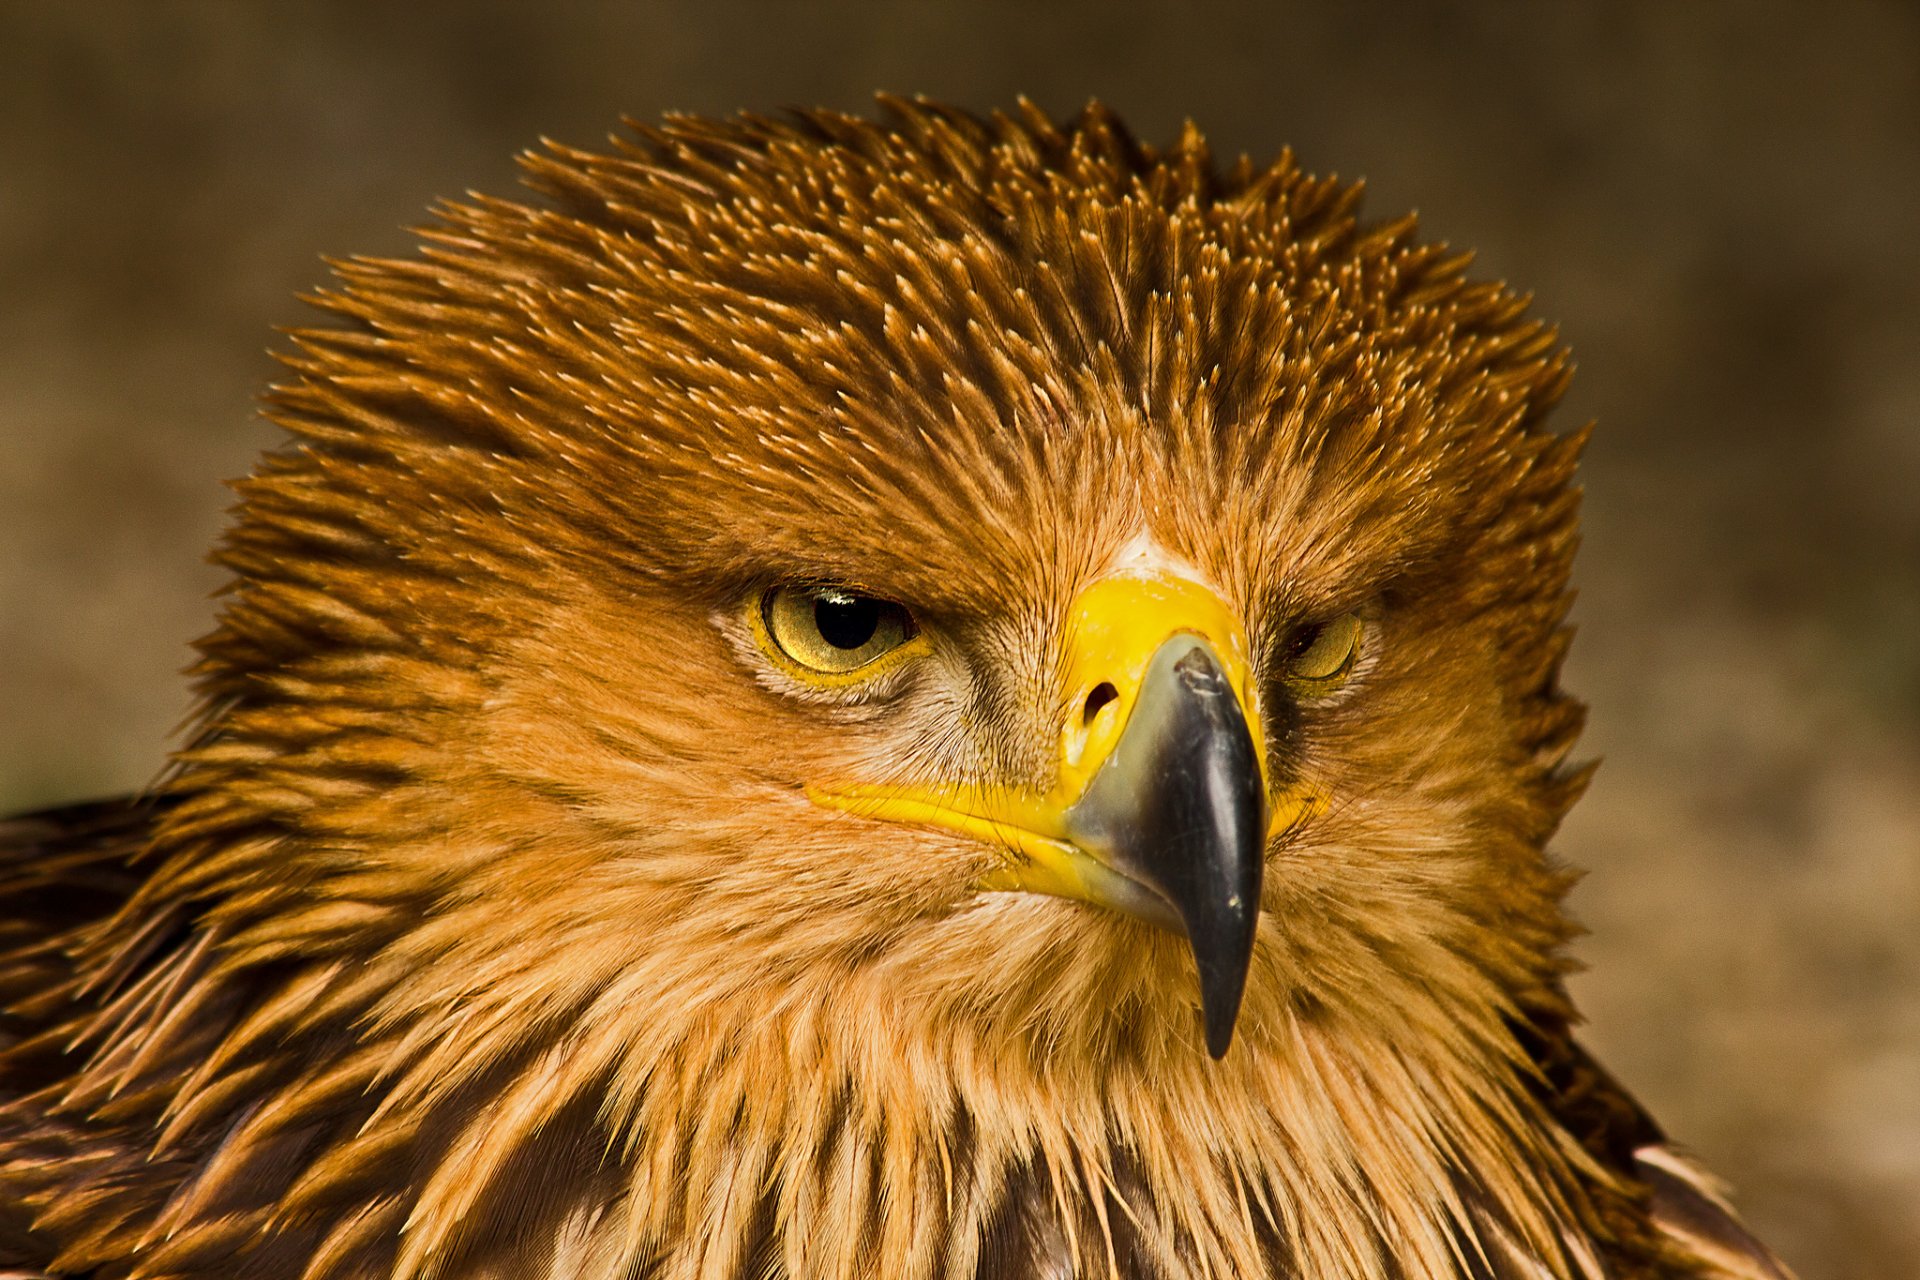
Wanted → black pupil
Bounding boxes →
[815,594,882,651]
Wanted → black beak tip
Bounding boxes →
[1197,929,1255,1058]
[1205,1008,1238,1059]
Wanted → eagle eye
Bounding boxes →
[1282,612,1363,684]
[759,585,919,680]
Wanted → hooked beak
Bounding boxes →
[813,573,1310,1058]
[1061,635,1266,1056]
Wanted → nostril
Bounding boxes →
[1082,681,1119,726]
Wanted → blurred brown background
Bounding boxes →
[1,3,1915,1274]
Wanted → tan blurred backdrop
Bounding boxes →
[1,3,1915,1274]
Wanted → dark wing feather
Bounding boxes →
[0,795,164,1276]
[0,796,159,1031]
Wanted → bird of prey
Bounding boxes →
[0,99,1794,1280]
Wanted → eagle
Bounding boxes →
[0,99,1794,1280]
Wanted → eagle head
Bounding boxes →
[22,101,1653,1280]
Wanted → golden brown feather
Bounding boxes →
[0,98,1793,1280]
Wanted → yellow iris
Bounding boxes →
[1284,613,1362,684]
[756,585,921,682]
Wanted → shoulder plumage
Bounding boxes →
[1634,1148,1795,1280]
[1520,1015,1794,1279]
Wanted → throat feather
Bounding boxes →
[380,1010,1608,1280]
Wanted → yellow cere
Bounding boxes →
[1051,573,1266,796]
